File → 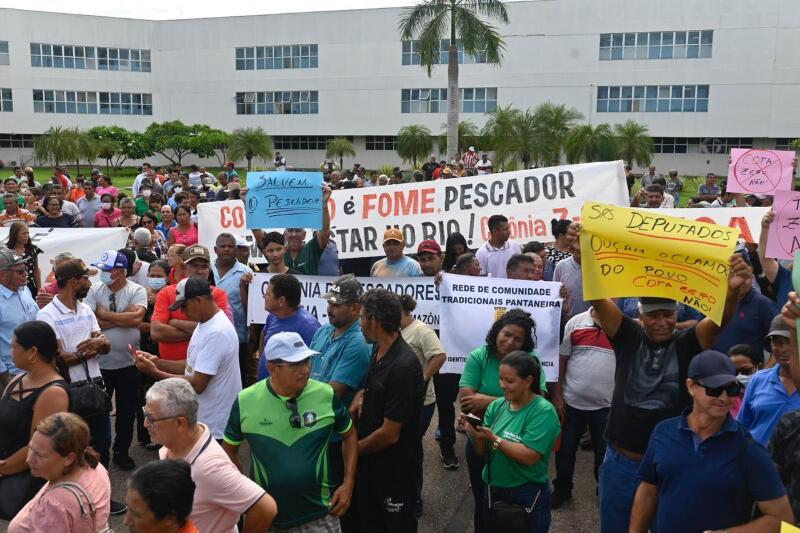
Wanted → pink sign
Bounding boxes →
[727,148,795,194]
[767,189,800,259]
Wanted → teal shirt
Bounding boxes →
[459,345,547,396]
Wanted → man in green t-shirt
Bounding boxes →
[222,331,358,531]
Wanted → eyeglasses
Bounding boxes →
[274,359,311,371]
[141,407,179,424]
[285,397,302,429]
[697,381,743,398]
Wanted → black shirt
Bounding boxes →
[358,335,424,485]
[770,410,800,522]
[605,316,702,454]
[422,161,439,180]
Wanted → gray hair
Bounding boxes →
[145,378,198,426]
[133,227,152,246]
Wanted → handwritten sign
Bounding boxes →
[728,148,795,194]
[782,522,800,533]
[245,171,323,230]
[581,202,737,324]
[767,190,800,259]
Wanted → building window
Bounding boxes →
[775,138,797,151]
[235,91,318,115]
[0,134,35,148]
[366,136,398,150]
[0,89,11,112]
[30,43,103,70]
[273,136,349,150]
[33,89,100,114]
[99,92,153,115]
[401,88,497,113]
[402,39,489,65]
[236,44,318,70]
[651,137,752,154]
[599,30,713,60]
[0,42,8,65]
[96,47,151,72]
[596,85,709,112]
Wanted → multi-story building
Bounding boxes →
[0,1,798,174]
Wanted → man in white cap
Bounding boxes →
[223,331,357,531]
[462,146,478,169]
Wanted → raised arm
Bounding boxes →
[694,254,752,349]
[315,185,332,250]
[758,210,779,283]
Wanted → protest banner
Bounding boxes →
[438,273,562,380]
[245,171,323,230]
[581,202,738,324]
[767,189,800,259]
[727,148,795,195]
[247,272,438,327]
[0,227,129,281]
[648,206,767,243]
[197,200,265,264]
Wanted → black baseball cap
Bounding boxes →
[322,274,364,304]
[688,350,738,388]
[169,277,212,310]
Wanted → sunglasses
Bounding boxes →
[697,381,743,398]
[285,397,302,429]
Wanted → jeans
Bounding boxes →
[483,482,551,533]
[416,402,436,506]
[599,445,644,533]
[101,365,139,457]
[85,413,111,468]
[466,438,487,533]
[553,405,609,497]
[433,373,460,452]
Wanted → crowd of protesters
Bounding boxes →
[0,155,798,533]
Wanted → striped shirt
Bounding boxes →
[462,151,478,168]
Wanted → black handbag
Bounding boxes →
[68,356,112,419]
[0,470,45,519]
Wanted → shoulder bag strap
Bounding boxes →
[77,354,93,381]
[52,481,97,531]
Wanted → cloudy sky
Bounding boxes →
[0,0,445,19]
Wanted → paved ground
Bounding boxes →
[1,411,600,532]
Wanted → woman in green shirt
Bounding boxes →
[459,309,547,533]
[464,351,560,532]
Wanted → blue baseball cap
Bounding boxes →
[688,350,738,388]
[92,250,128,272]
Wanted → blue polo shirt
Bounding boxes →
[638,409,785,532]
[738,364,800,445]
[774,264,793,307]
[212,261,252,343]
[0,284,38,374]
[310,320,371,410]
[713,289,779,355]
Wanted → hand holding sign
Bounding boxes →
[727,148,795,195]
[245,171,324,230]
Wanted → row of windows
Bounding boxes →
[775,138,796,151]
[366,136,397,150]
[651,137,752,154]
[401,87,498,113]
[30,43,151,71]
[0,42,8,66]
[0,89,11,112]
[235,91,319,115]
[235,45,318,70]
[401,39,490,66]
[599,31,713,60]
[597,85,709,113]
[33,90,153,115]
[0,134,35,148]
[272,136,353,150]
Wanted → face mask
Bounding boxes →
[148,277,167,290]
[142,190,152,199]
[102,202,112,210]
[100,271,114,285]
[736,374,753,386]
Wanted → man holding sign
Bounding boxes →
[566,221,752,533]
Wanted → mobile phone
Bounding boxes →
[128,344,137,358]
[464,413,483,428]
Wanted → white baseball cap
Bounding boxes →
[265,332,319,363]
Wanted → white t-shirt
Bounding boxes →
[128,260,150,288]
[37,296,103,381]
[84,280,148,370]
[475,240,521,279]
[131,173,148,197]
[559,309,616,410]
[186,310,242,439]
[475,159,493,174]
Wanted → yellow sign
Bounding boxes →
[782,522,800,533]
[580,202,738,324]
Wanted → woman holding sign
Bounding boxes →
[459,309,548,533]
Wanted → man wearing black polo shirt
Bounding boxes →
[349,288,424,532]
[567,222,752,533]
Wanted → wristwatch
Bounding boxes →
[491,436,502,450]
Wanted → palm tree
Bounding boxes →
[436,120,479,155]
[397,125,434,169]
[483,106,540,169]
[70,129,100,176]
[614,120,654,167]
[228,127,273,172]
[564,124,618,164]
[532,102,584,165]
[325,138,356,171]
[399,0,509,160]
[33,126,78,167]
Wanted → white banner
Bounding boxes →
[197,201,265,264]
[0,227,130,282]
[200,161,628,259]
[439,274,562,380]
[648,206,767,243]
[247,272,439,326]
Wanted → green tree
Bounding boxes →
[614,120,654,167]
[69,129,100,176]
[483,106,540,169]
[399,0,509,160]
[325,138,356,171]
[228,127,274,172]
[564,124,617,164]
[88,126,152,171]
[33,126,77,167]
[397,125,434,169]
[208,130,234,168]
[436,120,480,155]
[143,121,227,165]
[532,102,584,165]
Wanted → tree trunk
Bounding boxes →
[339,155,344,171]
[447,44,459,162]
[75,159,81,177]
[247,156,253,172]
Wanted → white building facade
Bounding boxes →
[0,0,798,174]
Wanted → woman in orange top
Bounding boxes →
[124,460,200,533]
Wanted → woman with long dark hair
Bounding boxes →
[7,221,42,295]
[443,232,470,272]
[166,205,198,247]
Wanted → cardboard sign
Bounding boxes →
[767,190,800,259]
[728,148,795,194]
[580,202,737,324]
[245,171,323,229]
